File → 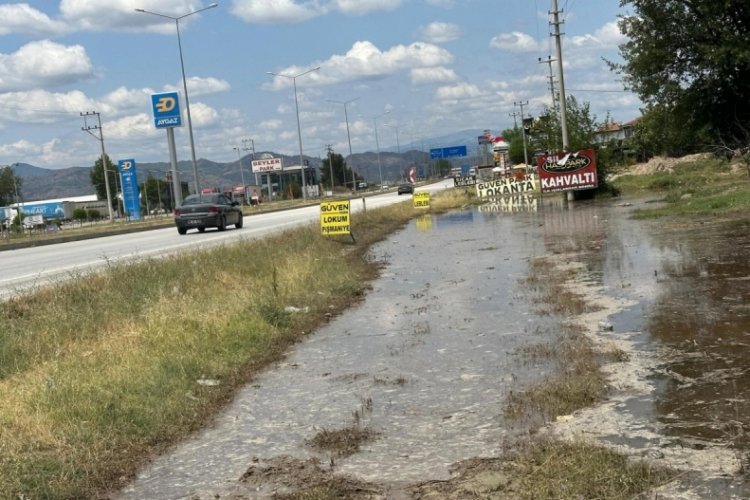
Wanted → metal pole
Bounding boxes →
[81,111,114,222]
[551,0,569,150]
[291,78,307,200]
[374,116,383,189]
[326,144,335,194]
[266,68,319,200]
[135,4,218,195]
[234,146,246,188]
[167,128,182,207]
[328,97,359,188]
[514,100,530,166]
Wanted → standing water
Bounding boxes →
[117,196,750,499]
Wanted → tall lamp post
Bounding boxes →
[135,3,218,195]
[327,97,359,189]
[372,110,390,189]
[266,67,320,201]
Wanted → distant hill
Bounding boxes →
[13,129,489,202]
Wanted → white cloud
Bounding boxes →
[420,22,461,44]
[435,82,485,101]
[162,76,232,97]
[334,0,400,15]
[570,21,626,48]
[0,89,97,125]
[60,0,212,32]
[0,40,95,92]
[410,66,458,85]
[230,0,322,24]
[266,41,453,90]
[0,3,69,36]
[259,118,282,129]
[489,31,543,52]
[104,113,156,140]
[188,101,219,127]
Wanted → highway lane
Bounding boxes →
[0,180,452,299]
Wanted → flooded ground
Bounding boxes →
[117,195,750,499]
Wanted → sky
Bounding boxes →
[0,0,641,173]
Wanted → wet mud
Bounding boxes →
[117,196,750,499]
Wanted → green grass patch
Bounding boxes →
[611,156,750,218]
[0,191,470,499]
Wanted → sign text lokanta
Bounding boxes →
[476,175,538,198]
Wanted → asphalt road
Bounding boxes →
[0,182,452,300]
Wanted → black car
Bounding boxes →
[397,183,414,195]
[174,193,243,235]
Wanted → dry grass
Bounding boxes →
[0,191,470,499]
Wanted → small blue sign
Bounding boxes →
[461,164,470,175]
[118,159,142,220]
[430,145,468,160]
[151,91,182,129]
[444,145,467,158]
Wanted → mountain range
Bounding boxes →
[10,129,489,202]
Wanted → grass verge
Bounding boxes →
[610,156,750,218]
[0,190,468,498]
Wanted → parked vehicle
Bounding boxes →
[174,193,243,235]
[397,183,414,195]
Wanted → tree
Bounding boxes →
[0,166,22,206]
[89,155,120,213]
[611,0,750,154]
[319,153,353,189]
[529,96,598,153]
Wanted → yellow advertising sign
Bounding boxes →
[320,200,351,236]
[413,191,430,209]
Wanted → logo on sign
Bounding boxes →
[542,151,592,173]
[120,160,133,171]
[155,96,176,113]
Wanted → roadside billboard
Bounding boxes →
[536,149,598,193]
[252,157,283,173]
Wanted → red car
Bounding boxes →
[174,193,243,235]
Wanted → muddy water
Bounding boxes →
[118,197,750,499]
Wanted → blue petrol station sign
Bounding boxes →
[118,159,142,220]
[150,91,182,129]
[430,145,467,159]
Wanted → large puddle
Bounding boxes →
[118,196,750,499]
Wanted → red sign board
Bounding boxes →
[536,148,598,193]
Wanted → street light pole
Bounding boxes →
[266,67,320,201]
[327,97,359,189]
[135,3,218,195]
[372,110,390,189]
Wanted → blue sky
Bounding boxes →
[0,0,640,170]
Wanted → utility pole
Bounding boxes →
[538,55,558,112]
[514,101,530,166]
[550,0,569,151]
[242,138,257,187]
[81,111,114,222]
[509,111,519,129]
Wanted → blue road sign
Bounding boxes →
[430,145,467,160]
[151,92,182,129]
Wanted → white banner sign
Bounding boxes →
[251,157,283,173]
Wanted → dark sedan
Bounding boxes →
[397,183,414,195]
[174,193,243,235]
